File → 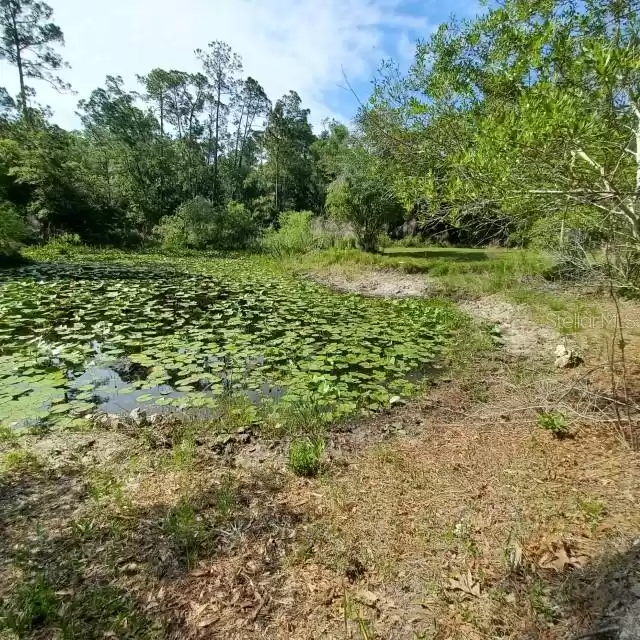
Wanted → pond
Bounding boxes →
[0,255,451,429]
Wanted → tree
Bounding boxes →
[0,8,340,250]
[0,0,68,123]
[196,41,243,202]
[364,0,640,255]
[78,76,179,231]
[263,91,316,215]
[231,77,269,172]
[326,145,404,252]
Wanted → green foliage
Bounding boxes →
[154,197,260,250]
[0,0,68,122]
[288,437,325,477]
[0,577,160,638]
[261,210,354,256]
[42,232,84,256]
[262,210,317,256]
[1,448,43,474]
[0,19,342,248]
[578,497,606,528]
[0,575,59,633]
[364,0,640,264]
[0,201,26,264]
[538,411,569,438]
[326,148,404,252]
[164,499,208,568]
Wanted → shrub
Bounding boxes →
[261,210,316,256]
[326,173,404,253]
[288,438,325,477]
[217,201,260,250]
[153,211,189,250]
[41,232,84,256]
[261,211,356,256]
[153,197,261,251]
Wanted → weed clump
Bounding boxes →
[538,411,569,438]
[289,438,325,477]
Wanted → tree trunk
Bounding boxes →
[233,104,244,170]
[213,80,221,202]
[10,9,29,123]
[274,144,280,212]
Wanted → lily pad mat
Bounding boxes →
[0,254,455,428]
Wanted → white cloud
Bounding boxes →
[0,0,430,129]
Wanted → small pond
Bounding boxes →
[0,257,450,428]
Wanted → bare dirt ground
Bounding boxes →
[307,267,432,299]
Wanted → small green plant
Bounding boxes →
[578,497,606,529]
[213,474,238,518]
[0,424,18,443]
[86,471,126,506]
[288,438,325,477]
[171,436,196,470]
[528,581,559,622]
[2,575,59,632]
[538,411,569,438]
[61,585,160,639]
[164,499,207,568]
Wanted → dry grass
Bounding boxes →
[2,362,639,639]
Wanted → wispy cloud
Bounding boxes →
[0,0,434,128]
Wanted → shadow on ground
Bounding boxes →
[516,541,640,639]
[555,542,640,639]
[0,459,306,639]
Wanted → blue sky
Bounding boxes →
[0,0,479,130]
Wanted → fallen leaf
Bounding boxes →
[507,542,523,571]
[197,615,219,628]
[539,543,588,571]
[448,570,481,597]
[354,589,380,608]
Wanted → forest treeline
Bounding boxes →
[0,0,359,252]
[1,0,640,284]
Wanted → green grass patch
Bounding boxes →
[289,437,325,477]
[1,448,44,475]
[163,499,211,569]
[0,576,160,638]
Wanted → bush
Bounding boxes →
[288,438,325,477]
[40,232,84,257]
[0,201,27,265]
[261,211,356,256]
[326,174,404,252]
[153,197,261,251]
[261,211,316,256]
